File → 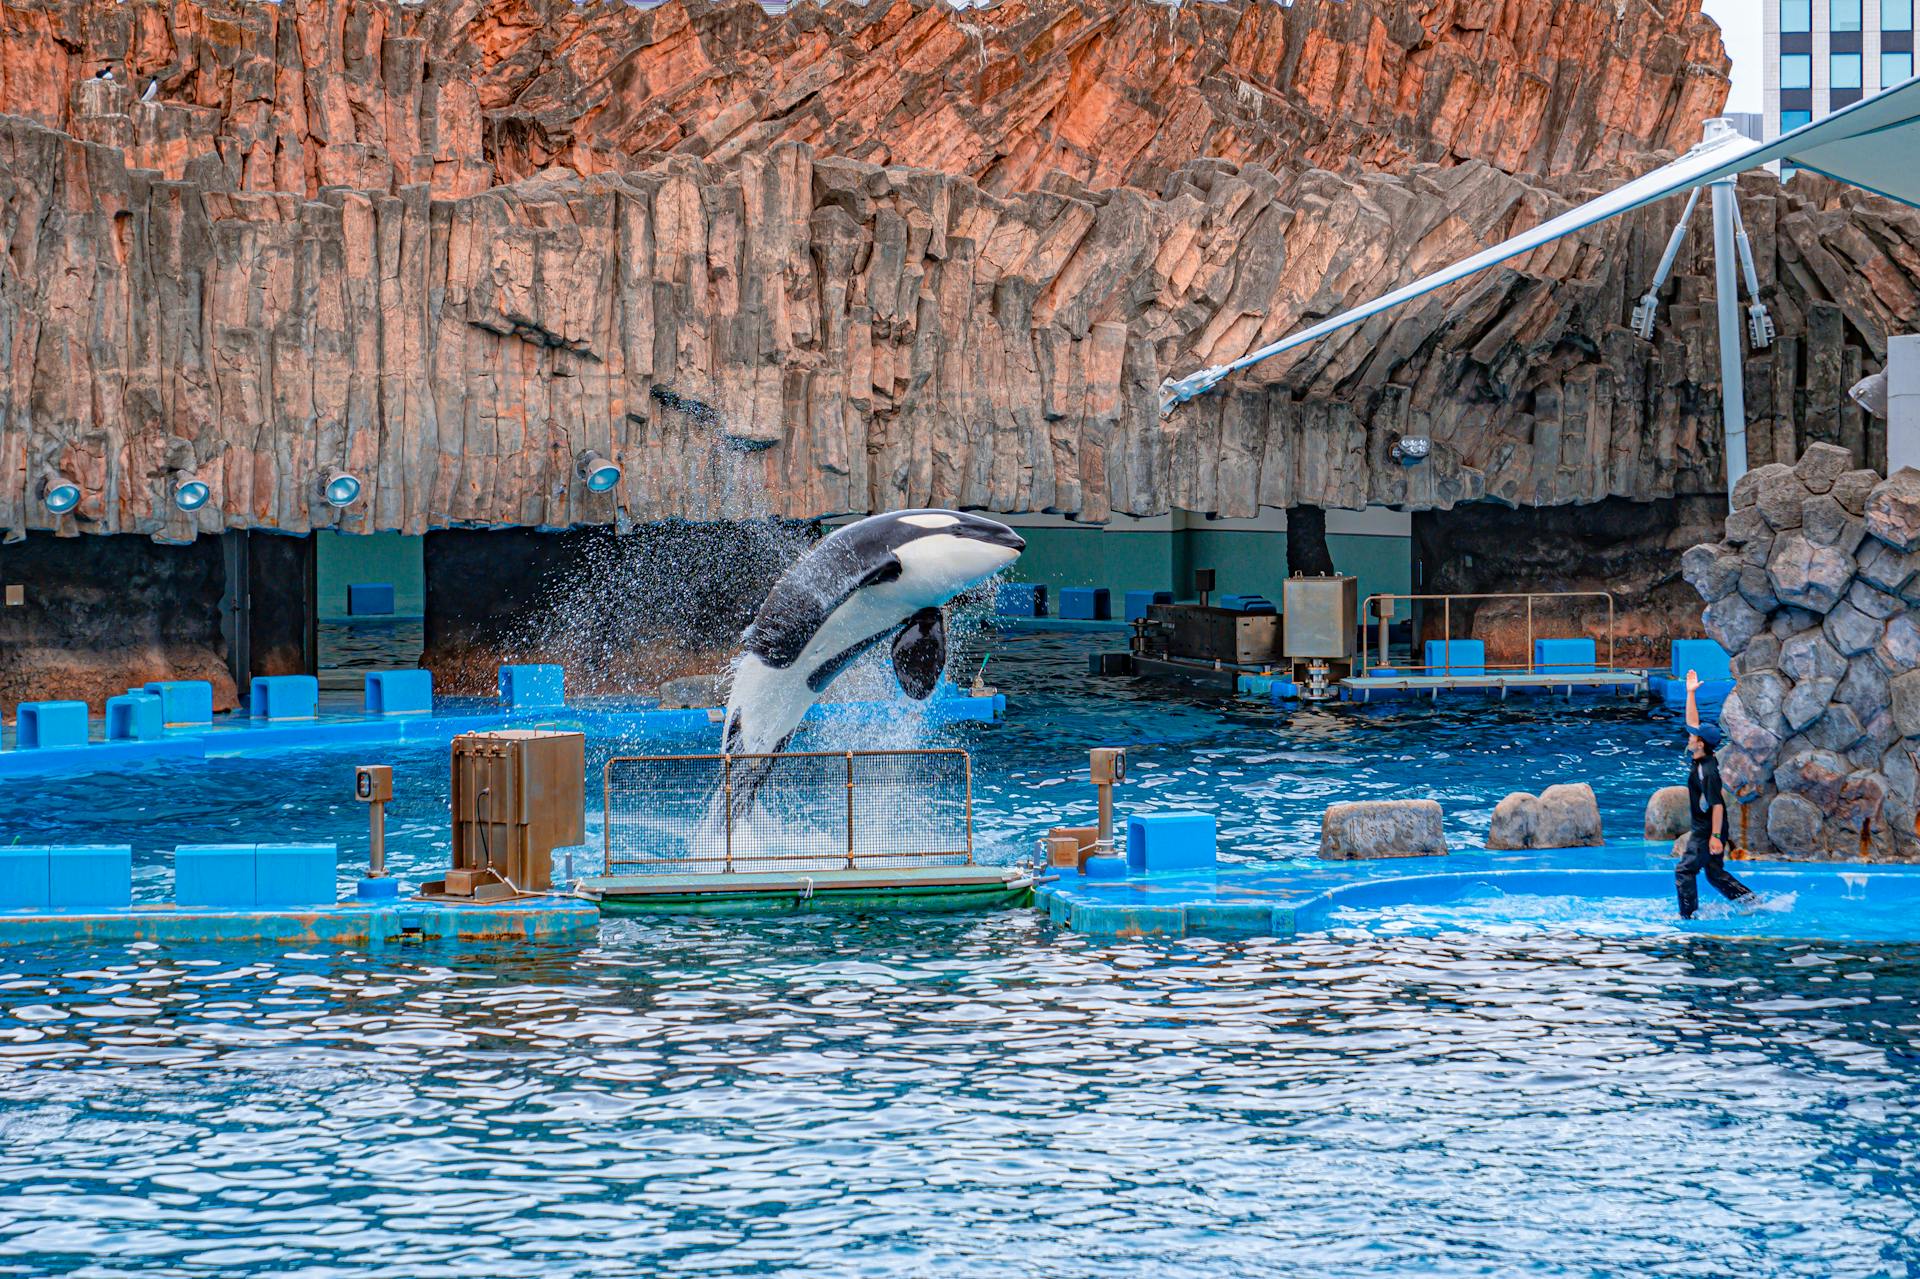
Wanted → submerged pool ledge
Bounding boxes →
[0,894,600,947]
[1036,843,1920,943]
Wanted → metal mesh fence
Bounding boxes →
[604,749,973,874]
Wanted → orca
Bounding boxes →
[720,509,1025,759]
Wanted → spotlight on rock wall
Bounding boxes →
[172,471,211,512]
[38,471,82,515]
[319,469,363,509]
[575,450,623,493]
[1390,436,1432,465]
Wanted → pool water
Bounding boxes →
[7,631,1920,1276]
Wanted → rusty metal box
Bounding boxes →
[1282,575,1359,660]
[449,730,585,894]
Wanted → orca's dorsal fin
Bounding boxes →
[891,607,946,700]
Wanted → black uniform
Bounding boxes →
[1676,751,1754,918]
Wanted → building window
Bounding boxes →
[1888,51,1916,84]
[1781,53,1813,88]
[1781,0,1812,32]
[1781,108,1814,131]
[1833,0,1863,31]
[1833,51,1864,88]
[1886,0,1913,30]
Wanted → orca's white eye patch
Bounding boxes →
[899,512,960,529]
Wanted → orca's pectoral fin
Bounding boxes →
[890,607,947,701]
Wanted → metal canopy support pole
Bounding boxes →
[1706,119,1750,497]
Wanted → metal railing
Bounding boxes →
[1361,591,1619,677]
[603,748,974,875]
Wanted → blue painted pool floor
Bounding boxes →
[1040,841,1920,944]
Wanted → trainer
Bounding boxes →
[1677,669,1757,919]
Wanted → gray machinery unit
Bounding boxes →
[1281,574,1359,700]
[1117,569,1284,688]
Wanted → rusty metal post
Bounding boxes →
[845,752,857,869]
[1443,597,1452,677]
[1526,594,1535,674]
[1377,597,1391,672]
[963,753,975,865]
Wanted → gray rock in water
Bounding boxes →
[1804,703,1865,753]
[1891,669,1920,738]
[1784,677,1838,733]
[1320,800,1447,860]
[658,674,726,709]
[1866,468,1920,553]
[1768,532,1855,612]
[1681,543,1741,601]
[1794,442,1856,495]
[1486,784,1603,850]
[1645,785,1690,840]
[1766,793,1824,855]
[1833,469,1882,516]
[1845,579,1904,620]
[1875,614,1920,674]
[1704,593,1768,654]
[1781,628,1848,684]
[1758,468,1811,530]
[1823,599,1883,657]
[1802,494,1866,553]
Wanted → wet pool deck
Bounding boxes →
[0,691,1006,780]
[0,894,600,947]
[1037,842,1920,940]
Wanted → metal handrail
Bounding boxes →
[602,747,974,871]
[1360,591,1618,677]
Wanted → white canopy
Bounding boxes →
[1160,73,1920,410]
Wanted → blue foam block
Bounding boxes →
[1082,855,1128,879]
[365,670,433,715]
[1218,594,1278,614]
[15,701,90,750]
[1669,638,1732,683]
[0,847,50,908]
[348,583,396,616]
[48,845,132,909]
[1124,590,1172,622]
[1423,640,1485,677]
[105,691,164,742]
[1532,638,1597,674]
[1058,587,1111,621]
[994,583,1047,617]
[250,675,319,721]
[357,877,402,901]
[175,844,256,907]
[143,680,214,727]
[256,844,337,906]
[499,663,565,710]
[1126,811,1218,873]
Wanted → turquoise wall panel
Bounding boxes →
[315,531,425,619]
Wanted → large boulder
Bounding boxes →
[1845,579,1903,620]
[1487,784,1603,850]
[1804,702,1864,753]
[1891,669,1920,738]
[1724,506,1770,548]
[1780,629,1848,684]
[1736,564,1780,614]
[1757,467,1811,530]
[1644,785,1691,840]
[1320,800,1447,860]
[1775,748,1853,811]
[1767,533,1854,612]
[1856,539,1920,595]
[1783,677,1838,733]
[1766,792,1824,855]
[1822,599,1882,657]
[1721,682,1785,757]
[1703,593,1768,654]
[1835,656,1890,723]
[1793,442,1856,495]
[1866,468,1920,552]
[1730,463,1787,511]
[1876,614,1920,674]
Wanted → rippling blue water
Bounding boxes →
[6,632,1919,1276]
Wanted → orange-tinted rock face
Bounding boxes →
[1,0,1727,200]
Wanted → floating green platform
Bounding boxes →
[577,865,1035,916]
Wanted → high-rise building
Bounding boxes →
[1765,0,1915,138]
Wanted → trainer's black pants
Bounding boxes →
[1676,833,1755,919]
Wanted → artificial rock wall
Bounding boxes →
[5,0,1914,545]
[1687,444,1920,861]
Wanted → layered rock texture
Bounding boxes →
[1,0,1915,544]
[1688,445,1920,861]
